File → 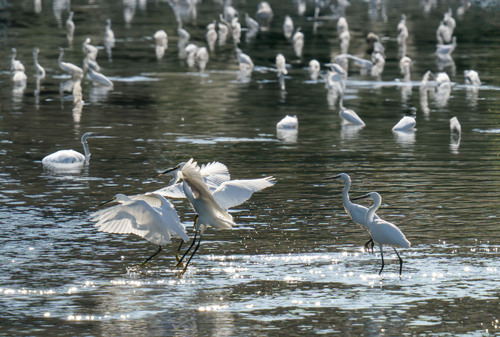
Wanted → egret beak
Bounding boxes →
[98,196,116,207]
[323,174,341,180]
[158,164,180,177]
[350,193,371,201]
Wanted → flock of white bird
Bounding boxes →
[12,0,483,276]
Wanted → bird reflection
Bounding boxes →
[449,116,461,153]
[341,124,363,141]
[123,0,136,27]
[53,0,70,28]
[393,130,416,146]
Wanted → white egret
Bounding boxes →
[185,43,198,68]
[195,47,209,72]
[86,67,113,88]
[397,14,408,55]
[339,107,366,127]
[450,116,461,135]
[11,48,25,73]
[276,53,287,91]
[392,116,416,132]
[283,15,294,40]
[292,28,304,59]
[308,59,320,81]
[218,22,228,46]
[82,37,98,61]
[464,70,481,85]
[12,69,27,87]
[58,48,83,78]
[177,26,190,58]
[154,29,168,60]
[276,115,298,130]
[351,192,411,275]
[366,32,385,56]
[324,173,379,251]
[236,48,254,73]
[159,159,275,274]
[154,160,230,199]
[231,17,241,45]
[337,17,350,54]
[245,13,259,42]
[436,9,455,45]
[256,1,273,31]
[337,17,348,35]
[42,132,97,170]
[399,56,412,82]
[206,21,217,53]
[436,36,456,58]
[370,51,385,79]
[345,54,372,75]
[66,11,75,45]
[90,193,189,269]
[104,18,115,62]
[33,47,45,79]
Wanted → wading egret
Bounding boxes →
[464,70,480,85]
[154,29,168,60]
[245,13,259,42]
[159,159,275,274]
[236,49,254,73]
[324,173,379,251]
[42,132,97,170]
[308,59,320,81]
[11,48,25,73]
[58,48,83,78]
[399,56,412,82]
[33,47,45,79]
[104,18,115,62]
[392,116,416,132]
[339,107,365,127]
[66,11,75,44]
[283,15,294,40]
[256,1,273,31]
[292,28,304,59]
[277,115,298,130]
[206,21,217,53]
[351,192,411,275]
[90,193,189,270]
[450,116,461,135]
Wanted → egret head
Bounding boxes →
[99,193,129,207]
[323,172,350,183]
[158,162,188,185]
[350,191,380,203]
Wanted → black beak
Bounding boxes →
[350,193,371,201]
[98,196,116,207]
[323,174,341,181]
[158,164,180,177]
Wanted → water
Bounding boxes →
[1,0,499,335]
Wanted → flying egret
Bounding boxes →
[339,107,366,127]
[90,193,189,270]
[324,173,379,251]
[154,160,230,198]
[42,132,97,170]
[276,115,298,130]
[351,192,411,275]
[159,159,275,274]
[392,116,416,132]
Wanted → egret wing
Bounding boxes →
[200,161,231,187]
[154,194,189,242]
[212,176,276,211]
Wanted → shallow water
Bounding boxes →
[1,0,499,335]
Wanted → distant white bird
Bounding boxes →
[323,173,379,251]
[436,9,455,45]
[195,47,209,72]
[66,11,75,45]
[276,115,298,129]
[218,22,229,46]
[33,47,45,79]
[371,51,385,79]
[337,17,350,54]
[236,48,254,72]
[283,15,294,40]
[308,59,320,81]
[392,116,416,132]
[276,53,287,91]
[450,116,461,135]
[206,21,217,52]
[104,18,115,62]
[159,159,275,274]
[256,1,273,31]
[11,48,25,73]
[154,29,168,60]
[58,48,83,78]
[90,193,189,269]
[42,132,96,170]
[292,28,304,59]
[399,56,412,82]
[397,14,408,53]
[82,37,98,61]
[337,17,348,35]
[185,43,198,68]
[339,107,366,127]
[351,192,411,275]
[86,67,113,88]
[464,70,481,85]
[231,17,241,45]
[436,36,457,58]
[177,26,190,58]
[245,13,260,42]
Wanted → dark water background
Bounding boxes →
[0,0,499,335]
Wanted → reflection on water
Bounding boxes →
[1,0,500,335]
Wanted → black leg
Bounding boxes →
[378,246,385,275]
[393,247,403,276]
[172,229,198,270]
[364,238,374,253]
[129,245,162,271]
[175,240,184,262]
[178,233,203,276]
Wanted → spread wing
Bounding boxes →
[212,176,276,211]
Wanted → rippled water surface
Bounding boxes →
[1,0,499,335]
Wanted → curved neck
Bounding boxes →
[366,194,381,224]
[58,50,63,65]
[341,178,352,207]
[81,137,91,163]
